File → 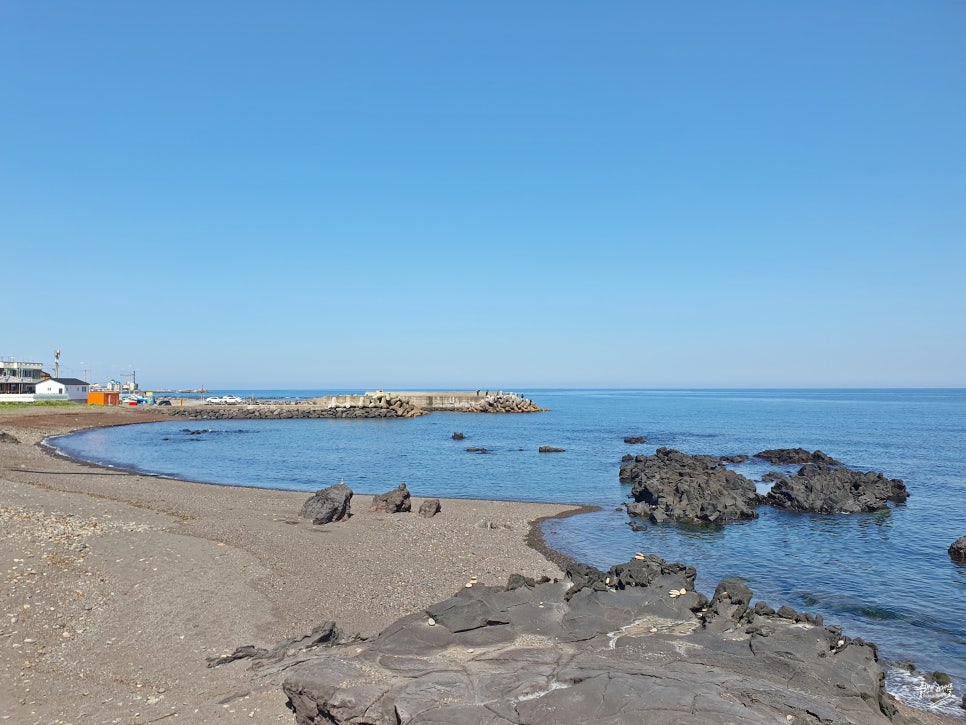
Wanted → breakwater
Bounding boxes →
[373,391,543,413]
[159,391,543,420]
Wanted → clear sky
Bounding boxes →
[2,2,964,390]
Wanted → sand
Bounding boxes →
[0,406,576,724]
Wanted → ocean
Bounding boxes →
[48,388,966,716]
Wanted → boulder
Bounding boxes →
[278,557,898,725]
[451,432,464,440]
[765,463,909,514]
[623,436,646,444]
[538,446,565,453]
[0,431,19,444]
[418,498,441,518]
[299,482,353,525]
[620,448,763,524]
[949,535,966,562]
[370,482,412,513]
[754,448,843,466]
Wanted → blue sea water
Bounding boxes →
[49,389,966,715]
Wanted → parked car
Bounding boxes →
[221,395,243,404]
[204,396,224,404]
[156,399,172,406]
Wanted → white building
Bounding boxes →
[35,377,90,402]
[0,359,44,401]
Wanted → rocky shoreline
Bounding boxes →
[0,406,570,724]
[269,555,904,724]
[1,407,961,723]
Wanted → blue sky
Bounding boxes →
[2,2,964,389]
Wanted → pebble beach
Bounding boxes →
[0,406,573,724]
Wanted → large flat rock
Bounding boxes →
[278,558,905,724]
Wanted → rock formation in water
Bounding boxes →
[949,535,966,562]
[765,464,909,514]
[620,448,763,524]
[754,448,843,466]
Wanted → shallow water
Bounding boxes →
[50,389,966,715]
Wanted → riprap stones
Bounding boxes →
[765,463,909,514]
[620,448,763,524]
[299,482,353,525]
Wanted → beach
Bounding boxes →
[0,406,574,724]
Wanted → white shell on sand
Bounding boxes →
[427,618,436,627]
[465,582,474,588]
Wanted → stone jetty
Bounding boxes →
[158,391,542,420]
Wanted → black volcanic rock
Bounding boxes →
[276,557,899,725]
[538,446,565,453]
[370,482,412,513]
[623,436,646,444]
[765,463,908,514]
[949,535,966,562]
[418,498,441,518]
[755,448,843,466]
[299,482,353,525]
[620,447,763,524]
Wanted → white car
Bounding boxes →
[221,395,243,404]
[204,396,224,404]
